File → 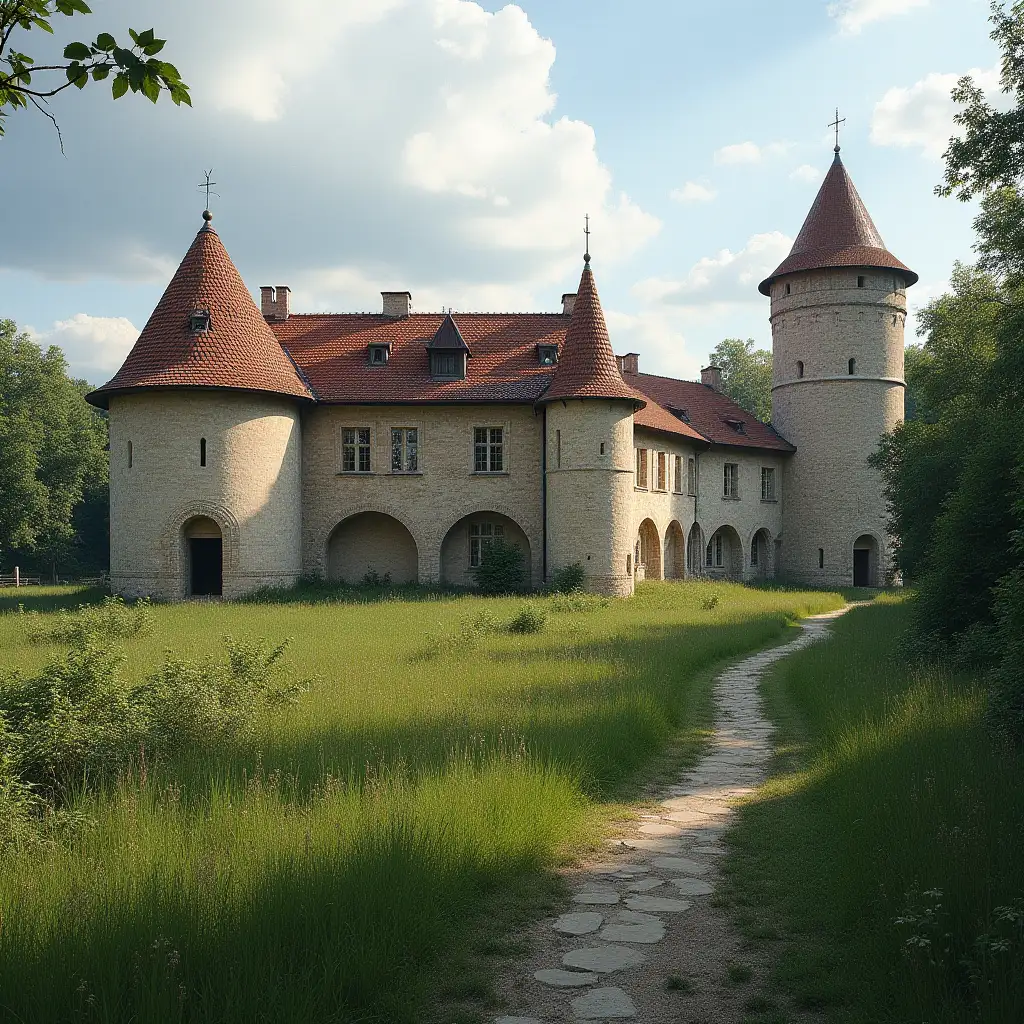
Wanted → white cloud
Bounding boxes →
[790,164,821,183]
[28,314,140,384]
[828,0,929,35]
[670,181,717,203]
[713,141,791,166]
[632,231,793,306]
[871,67,1001,159]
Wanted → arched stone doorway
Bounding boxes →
[750,528,774,578]
[853,534,880,588]
[705,525,743,580]
[687,523,704,578]
[327,512,418,584]
[440,512,531,588]
[184,516,223,597]
[635,519,662,581]
[664,521,686,580]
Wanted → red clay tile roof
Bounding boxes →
[538,261,645,406]
[273,312,566,403]
[624,369,795,453]
[429,313,471,351]
[634,396,707,443]
[759,152,917,296]
[87,217,312,408]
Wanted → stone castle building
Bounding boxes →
[87,149,916,599]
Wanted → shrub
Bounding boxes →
[360,570,392,588]
[550,592,609,614]
[506,605,546,634]
[470,539,526,595]
[25,596,153,647]
[0,713,38,849]
[701,593,721,611]
[550,562,586,594]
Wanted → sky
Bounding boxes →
[0,0,1001,385]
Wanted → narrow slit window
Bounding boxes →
[674,455,683,493]
[857,275,866,288]
[600,442,606,456]
[785,283,791,295]
[556,429,561,468]
[128,440,133,469]
[796,360,804,378]
[818,548,825,569]
[200,438,207,467]
[848,357,856,375]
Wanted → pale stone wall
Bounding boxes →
[302,403,544,587]
[326,511,418,584]
[107,391,303,600]
[545,399,636,596]
[769,267,908,586]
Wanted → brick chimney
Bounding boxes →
[701,365,724,391]
[260,286,290,321]
[616,352,639,375]
[382,291,412,318]
[561,292,577,316]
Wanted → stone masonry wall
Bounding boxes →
[108,391,303,600]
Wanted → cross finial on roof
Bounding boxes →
[829,108,846,154]
[198,169,219,221]
[584,213,591,264]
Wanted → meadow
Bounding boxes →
[0,581,843,1024]
[724,596,1024,1023]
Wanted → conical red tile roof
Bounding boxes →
[758,151,917,295]
[87,215,312,408]
[538,259,644,406]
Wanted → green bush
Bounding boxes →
[470,539,527,595]
[506,605,546,634]
[25,596,152,647]
[550,562,586,594]
[550,592,609,614]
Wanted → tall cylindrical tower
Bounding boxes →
[87,213,313,600]
[539,257,644,597]
[759,149,917,587]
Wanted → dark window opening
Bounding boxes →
[848,358,856,375]
[369,344,390,365]
[600,442,606,456]
[796,360,804,378]
[818,548,824,569]
[537,344,558,366]
[190,538,222,597]
[128,440,133,469]
[430,351,465,379]
[785,283,791,295]
[857,276,866,289]
[189,308,212,334]
[200,438,207,467]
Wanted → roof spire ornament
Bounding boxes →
[829,108,846,156]
[198,169,219,227]
[584,213,591,264]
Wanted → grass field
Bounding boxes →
[723,596,1024,1024]
[0,581,842,1023]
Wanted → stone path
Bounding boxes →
[494,609,848,1023]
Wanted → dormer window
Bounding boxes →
[368,343,391,366]
[537,344,558,367]
[668,406,690,423]
[428,312,470,381]
[724,417,746,435]
[430,351,466,379]
[189,308,211,334]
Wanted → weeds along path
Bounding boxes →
[493,607,851,1023]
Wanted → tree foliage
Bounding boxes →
[0,1,190,144]
[708,338,772,422]
[0,320,108,572]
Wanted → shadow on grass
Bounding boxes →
[239,578,474,607]
[0,584,108,615]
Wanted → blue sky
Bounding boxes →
[0,0,999,384]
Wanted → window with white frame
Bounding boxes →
[470,522,504,566]
[687,457,696,496]
[474,427,504,472]
[391,428,419,473]
[706,531,724,568]
[342,427,372,473]
[761,467,776,501]
[723,463,739,498]
[635,448,648,488]
[656,452,667,491]
[673,455,683,493]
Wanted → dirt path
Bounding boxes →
[493,608,849,1023]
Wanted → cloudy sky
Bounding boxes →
[0,0,999,384]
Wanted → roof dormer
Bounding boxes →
[428,313,470,380]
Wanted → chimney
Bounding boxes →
[260,286,291,321]
[617,352,639,376]
[701,365,724,391]
[561,292,577,316]
[382,291,412,318]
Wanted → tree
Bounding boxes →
[708,338,772,422]
[0,1,189,146]
[0,320,108,574]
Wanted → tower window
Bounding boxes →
[556,429,562,468]
[818,548,825,569]
[200,438,207,467]
[796,360,804,378]
[189,308,212,334]
[857,276,866,289]
[848,358,856,375]
[600,442,606,456]
[785,283,791,295]
[128,440,133,469]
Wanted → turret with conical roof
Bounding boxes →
[95,214,306,601]
[763,148,915,588]
[541,257,643,596]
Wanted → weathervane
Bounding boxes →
[584,213,591,264]
[198,169,220,214]
[829,108,846,153]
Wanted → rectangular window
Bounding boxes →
[635,448,648,488]
[724,462,739,498]
[761,467,776,501]
[474,426,504,473]
[687,457,696,496]
[673,455,683,493]
[342,427,372,473]
[469,522,504,567]
[391,427,419,473]
[656,452,667,491]
[819,548,825,569]
[706,533,723,568]
[431,351,463,378]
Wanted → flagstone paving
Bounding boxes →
[492,608,849,1022]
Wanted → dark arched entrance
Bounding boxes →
[853,534,879,587]
[184,516,222,597]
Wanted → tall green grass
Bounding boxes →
[0,581,842,1023]
[724,596,1024,1023]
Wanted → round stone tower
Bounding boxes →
[87,213,313,600]
[759,148,917,587]
[539,256,645,597]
